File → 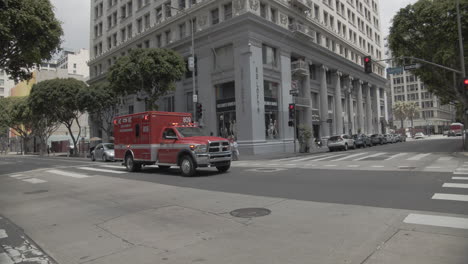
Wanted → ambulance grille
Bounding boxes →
[209,141,230,152]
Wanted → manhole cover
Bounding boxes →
[24,190,48,195]
[246,168,286,172]
[230,208,271,218]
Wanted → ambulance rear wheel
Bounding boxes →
[180,155,196,177]
[125,155,141,172]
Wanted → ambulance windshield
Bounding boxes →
[176,127,205,138]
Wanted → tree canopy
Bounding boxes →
[388,0,468,105]
[0,96,35,153]
[29,78,88,154]
[0,0,63,82]
[108,48,186,110]
[85,82,119,138]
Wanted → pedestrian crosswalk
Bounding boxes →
[232,151,459,172]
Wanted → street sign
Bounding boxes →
[386,67,403,75]
[289,89,299,96]
[404,64,421,71]
[193,94,198,103]
[188,56,195,71]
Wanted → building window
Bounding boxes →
[164,2,172,18]
[179,23,186,39]
[216,81,236,139]
[310,64,317,80]
[156,34,162,47]
[163,96,175,112]
[224,3,232,20]
[137,18,143,33]
[264,80,280,139]
[178,0,185,9]
[144,13,150,29]
[211,8,219,25]
[262,44,277,67]
[128,105,134,114]
[165,30,171,44]
[144,40,150,48]
[270,8,277,23]
[260,2,267,18]
[186,92,194,112]
[127,24,132,38]
[156,6,163,22]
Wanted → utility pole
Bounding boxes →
[456,0,467,150]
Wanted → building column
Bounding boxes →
[365,83,373,134]
[356,80,364,133]
[334,71,343,135]
[375,87,382,133]
[384,88,389,130]
[319,65,329,138]
[304,60,313,147]
[280,50,294,148]
[347,77,355,134]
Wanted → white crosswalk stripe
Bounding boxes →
[311,153,348,161]
[432,193,468,202]
[385,153,408,160]
[442,183,468,189]
[404,213,468,230]
[353,152,386,161]
[452,177,468,180]
[437,157,453,161]
[77,167,127,174]
[406,153,431,161]
[47,169,91,178]
[22,178,47,184]
[330,152,369,161]
[0,229,7,239]
[290,154,333,162]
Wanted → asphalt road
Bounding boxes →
[0,137,465,215]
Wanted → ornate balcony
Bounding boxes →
[289,0,313,11]
[288,23,315,41]
[291,60,309,77]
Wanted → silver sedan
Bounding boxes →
[91,143,115,162]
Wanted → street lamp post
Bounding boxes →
[170,6,197,122]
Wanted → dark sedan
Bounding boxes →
[352,134,372,148]
[370,134,384,145]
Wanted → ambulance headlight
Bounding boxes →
[193,144,207,153]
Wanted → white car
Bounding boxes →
[414,132,425,139]
[327,135,356,151]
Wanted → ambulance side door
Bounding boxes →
[159,128,177,164]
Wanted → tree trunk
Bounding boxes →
[400,118,404,129]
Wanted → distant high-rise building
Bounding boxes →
[0,69,15,98]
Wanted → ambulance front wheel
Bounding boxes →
[180,155,196,177]
[125,154,141,172]
[216,163,231,173]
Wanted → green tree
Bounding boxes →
[392,101,408,129]
[29,78,88,155]
[388,0,468,105]
[84,82,119,140]
[0,96,34,154]
[0,0,63,82]
[108,48,186,110]
[406,101,421,128]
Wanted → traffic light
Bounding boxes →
[364,56,372,74]
[288,103,296,121]
[196,103,202,119]
[464,78,468,90]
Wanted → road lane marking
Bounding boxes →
[353,152,386,161]
[77,167,127,174]
[0,229,7,239]
[442,183,468,189]
[385,153,408,160]
[347,165,360,167]
[330,152,369,161]
[311,154,348,161]
[8,174,24,178]
[371,165,385,168]
[288,154,333,162]
[22,178,47,184]
[452,177,468,180]
[432,193,468,202]
[406,153,431,161]
[47,170,91,178]
[455,168,468,171]
[324,164,337,167]
[426,166,441,169]
[99,164,125,169]
[453,171,468,175]
[437,157,453,161]
[404,213,468,230]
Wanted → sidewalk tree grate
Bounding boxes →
[230,208,271,218]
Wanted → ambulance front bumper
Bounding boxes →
[195,152,232,167]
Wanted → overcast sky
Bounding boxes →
[49,0,417,52]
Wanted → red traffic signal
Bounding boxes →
[464,78,468,85]
[289,104,295,110]
[464,78,468,90]
[288,103,296,121]
[363,56,372,74]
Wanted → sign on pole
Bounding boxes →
[386,67,403,75]
[193,94,198,103]
[404,64,421,71]
[188,56,195,71]
[289,89,299,96]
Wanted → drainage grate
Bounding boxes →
[24,190,49,195]
[230,208,271,218]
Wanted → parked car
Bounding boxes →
[327,134,356,151]
[399,134,407,142]
[393,134,401,142]
[352,134,372,148]
[91,143,115,161]
[370,134,384,145]
[414,132,425,139]
[383,134,394,144]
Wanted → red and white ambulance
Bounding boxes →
[113,111,232,176]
